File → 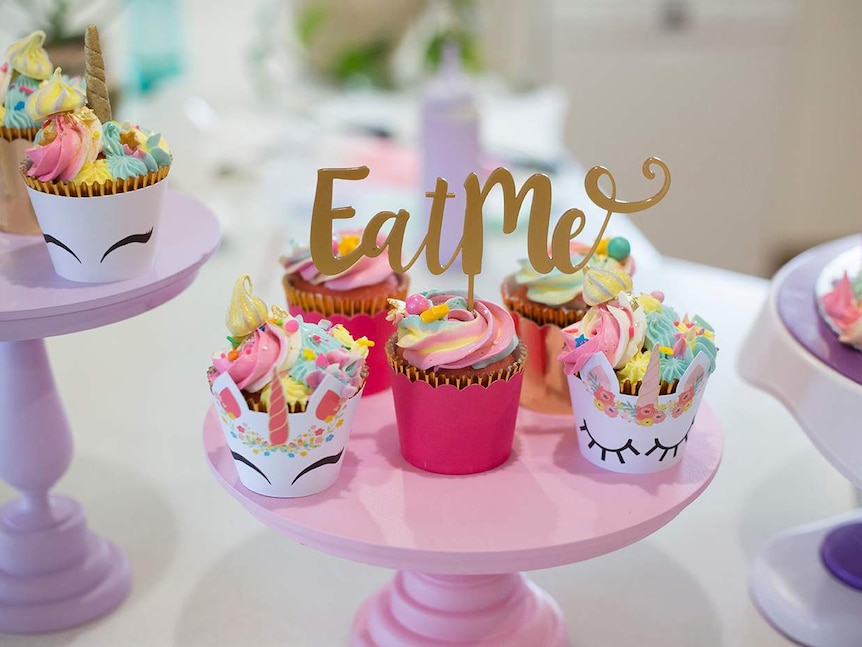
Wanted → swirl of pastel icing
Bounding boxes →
[558,292,647,374]
[617,349,651,384]
[212,323,291,392]
[393,292,519,371]
[691,335,717,373]
[26,109,102,182]
[106,153,148,180]
[225,275,268,338]
[658,347,691,383]
[72,159,112,185]
[282,229,395,291]
[5,31,52,80]
[3,103,34,129]
[26,68,85,122]
[644,308,678,351]
[513,241,635,306]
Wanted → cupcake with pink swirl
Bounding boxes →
[385,290,526,475]
[208,275,370,497]
[558,274,717,474]
[281,229,409,394]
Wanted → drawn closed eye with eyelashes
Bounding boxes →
[43,228,154,264]
[580,420,640,464]
[644,418,695,462]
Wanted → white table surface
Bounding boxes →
[1,208,854,647]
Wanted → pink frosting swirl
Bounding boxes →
[211,323,289,392]
[393,292,520,371]
[559,293,646,374]
[821,272,862,347]
[26,110,101,182]
[282,230,395,291]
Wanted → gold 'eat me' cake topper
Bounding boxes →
[309,158,671,309]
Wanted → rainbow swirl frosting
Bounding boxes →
[23,67,170,184]
[209,276,371,409]
[558,290,717,386]
[387,291,519,371]
[513,237,634,306]
[282,229,396,291]
[0,31,65,130]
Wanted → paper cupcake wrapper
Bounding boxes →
[283,273,409,318]
[0,137,39,234]
[0,126,39,142]
[387,342,526,474]
[288,307,395,395]
[501,280,587,328]
[567,351,712,474]
[210,370,364,498]
[21,164,170,197]
[26,178,167,283]
[515,315,571,415]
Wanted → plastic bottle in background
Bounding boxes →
[420,42,481,272]
[128,0,185,95]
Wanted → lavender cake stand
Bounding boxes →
[0,190,220,633]
[739,236,862,646]
[204,395,722,646]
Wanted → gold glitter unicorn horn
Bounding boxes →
[226,275,268,339]
[84,24,112,122]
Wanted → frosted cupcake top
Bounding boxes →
[208,276,371,410]
[22,68,170,185]
[282,229,397,291]
[387,291,519,371]
[558,288,717,386]
[512,237,634,306]
[0,31,55,130]
[820,271,862,350]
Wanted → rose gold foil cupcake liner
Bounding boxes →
[283,273,409,318]
[20,162,170,197]
[385,337,527,390]
[515,318,572,415]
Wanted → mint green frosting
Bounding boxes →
[659,348,692,384]
[3,79,39,128]
[146,133,171,167]
[287,319,351,383]
[645,309,678,351]
[101,121,124,157]
[3,105,35,129]
[515,254,631,306]
[692,335,717,373]
[106,155,148,180]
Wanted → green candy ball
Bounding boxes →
[607,237,631,261]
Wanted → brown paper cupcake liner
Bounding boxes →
[501,288,587,328]
[20,162,170,197]
[386,337,527,390]
[618,377,679,396]
[284,273,409,318]
[0,126,39,142]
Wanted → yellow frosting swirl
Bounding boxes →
[260,376,313,410]
[6,31,52,80]
[617,349,652,385]
[26,68,86,122]
[72,159,112,185]
[582,265,634,306]
[226,275,268,338]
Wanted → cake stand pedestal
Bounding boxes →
[739,236,862,647]
[204,394,722,646]
[0,191,220,633]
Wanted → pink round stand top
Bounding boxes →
[0,190,220,341]
[204,393,723,574]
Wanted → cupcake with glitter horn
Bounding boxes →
[19,25,171,282]
[0,31,62,234]
[501,238,635,415]
[558,288,717,474]
[208,275,370,497]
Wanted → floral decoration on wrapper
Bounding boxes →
[281,229,409,394]
[208,275,371,497]
[305,160,670,474]
[559,287,718,474]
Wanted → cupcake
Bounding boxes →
[501,236,634,415]
[19,26,171,283]
[281,228,409,395]
[558,288,717,474]
[0,31,55,234]
[385,291,526,475]
[819,271,862,350]
[208,275,371,498]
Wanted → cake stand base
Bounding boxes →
[750,510,862,647]
[351,572,567,647]
[0,494,131,633]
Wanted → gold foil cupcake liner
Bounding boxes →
[385,337,527,390]
[0,126,39,142]
[284,273,409,318]
[19,162,170,197]
[617,377,679,396]
[517,319,572,415]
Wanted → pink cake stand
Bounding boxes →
[204,393,722,646]
[739,236,862,646]
[0,190,220,633]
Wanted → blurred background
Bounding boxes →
[2,0,859,278]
